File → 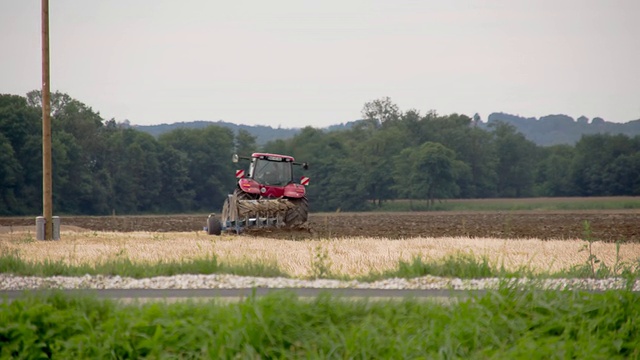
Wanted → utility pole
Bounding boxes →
[42,0,53,240]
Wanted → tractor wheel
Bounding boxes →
[206,215,222,235]
[221,197,231,223]
[285,196,308,227]
[234,188,257,201]
[234,189,258,218]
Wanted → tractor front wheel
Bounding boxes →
[206,215,222,235]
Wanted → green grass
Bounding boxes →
[376,196,640,212]
[0,252,287,279]
[359,254,527,281]
[1,289,639,359]
[2,250,639,281]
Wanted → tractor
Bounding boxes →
[205,152,310,235]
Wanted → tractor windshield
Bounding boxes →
[253,159,292,186]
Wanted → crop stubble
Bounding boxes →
[1,211,639,277]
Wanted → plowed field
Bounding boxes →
[2,210,639,242]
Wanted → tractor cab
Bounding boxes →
[249,154,294,186]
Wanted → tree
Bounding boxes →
[0,133,22,214]
[605,153,640,195]
[235,129,257,155]
[394,142,464,208]
[0,94,42,213]
[571,134,639,196]
[355,127,405,207]
[491,122,538,197]
[156,145,195,212]
[461,127,498,198]
[361,97,401,128]
[420,113,497,198]
[159,125,235,211]
[535,145,575,196]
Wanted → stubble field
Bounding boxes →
[2,210,639,277]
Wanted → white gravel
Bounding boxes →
[1,274,638,292]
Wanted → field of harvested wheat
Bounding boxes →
[2,231,640,277]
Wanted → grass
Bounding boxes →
[376,196,640,212]
[361,253,522,281]
[2,249,638,281]
[1,289,639,359]
[0,251,286,279]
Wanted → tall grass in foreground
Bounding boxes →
[1,289,639,359]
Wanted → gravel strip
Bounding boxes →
[1,274,638,292]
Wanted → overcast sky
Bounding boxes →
[1,1,639,128]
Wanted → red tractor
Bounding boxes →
[206,152,310,235]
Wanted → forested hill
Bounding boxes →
[133,115,640,147]
[132,120,358,145]
[132,120,300,145]
[483,113,640,146]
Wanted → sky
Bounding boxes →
[1,0,639,128]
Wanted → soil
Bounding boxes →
[1,210,639,242]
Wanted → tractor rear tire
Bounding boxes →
[234,189,258,218]
[207,215,222,235]
[285,196,308,227]
[234,188,257,201]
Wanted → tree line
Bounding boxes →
[1,93,639,216]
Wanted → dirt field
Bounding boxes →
[1,210,639,242]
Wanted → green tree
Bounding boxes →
[394,142,464,208]
[25,90,113,214]
[570,134,638,196]
[159,125,235,211]
[420,113,498,198]
[361,97,401,128]
[535,144,575,196]
[0,133,22,214]
[156,145,195,212]
[0,94,42,213]
[462,126,498,198]
[605,153,640,195]
[98,129,163,213]
[492,122,538,197]
[235,129,258,155]
[355,127,405,207]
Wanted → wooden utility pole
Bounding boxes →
[42,0,53,240]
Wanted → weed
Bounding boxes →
[573,220,640,280]
[578,220,600,278]
[310,242,332,279]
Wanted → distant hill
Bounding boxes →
[133,120,359,145]
[133,120,300,145]
[482,113,640,146]
[132,114,640,148]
